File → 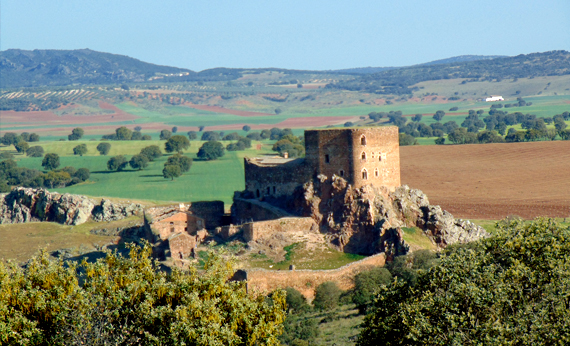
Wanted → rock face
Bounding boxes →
[289,176,489,256]
[0,187,143,225]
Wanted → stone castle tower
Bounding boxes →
[243,127,400,200]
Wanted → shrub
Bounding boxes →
[26,146,44,157]
[42,153,60,171]
[139,145,162,161]
[107,155,128,171]
[73,144,88,156]
[74,168,90,182]
[197,141,225,160]
[313,282,341,311]
[129,154,149,170]
[165,135,190,153]
[14,141,29,153]
[352,267,393,314]
[68,127,84,141]
[285,287,310,313]
[159,129,172,140]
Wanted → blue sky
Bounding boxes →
[1,0,569,71]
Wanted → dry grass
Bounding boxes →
[0,216,141,263]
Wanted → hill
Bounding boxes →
[331,55,505,75]
[0,49,195,88]
[327,50,570,95]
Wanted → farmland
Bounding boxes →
[400,140,570,219]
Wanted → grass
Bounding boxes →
[248,243,367,270]
[0,218,140,262]
[11,141,272,207]
[401,227,437,251]
[301,304,365,346]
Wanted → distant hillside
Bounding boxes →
[327,50,570,95]
[0,49,195,88]
[330,55,505,75]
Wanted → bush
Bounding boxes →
[434,137,445,145]
[68,127,84,141]
[162,164,181,180]
[246,132,262,141]
[0,244,286,345]
[285,287,310,314]
[115,126,132,140]
[129,154,149,170]
[313,282,341,311]
[14,141,29,154]
[159,129,172,140]
[359,219,570,345]
[201,131,221,141]
[42,153,60,171]
[165,154,192,173]
[0,152,14,160]
[352,267,392,314]
[165,135,190,153]
[344,122,354,127]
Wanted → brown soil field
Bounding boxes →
[184,103,273,116]
[400,141,570,220]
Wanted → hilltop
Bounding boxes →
[328,50,570,95]
[0,49,195,88]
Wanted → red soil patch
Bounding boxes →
[0,102,138,129]
[183,103,273,117]
[400,141,570,220]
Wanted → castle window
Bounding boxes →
[256,189,260,198]
[378,153,382,161]
[325,154,330,163]
[267,186,271,195]
[361,152,367,161]
[362,169,368,180]
[339,170,345,177]
[361,135,367,145]
[372,152,375,158]
[273,186,276,194]
[375,168,379,177]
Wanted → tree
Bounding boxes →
[107,155,128,171]
[433,110,445,122]
[0,152,14,160]
[42,170,71,188]
[412,114,423,122]
[399,133,418,146]
[0,244,286,345]
[141,134,152,140]
[434,137,445,145]
[74,168,90,181]
[223,132,241,141]
[140,145,162,161]
[28,133,40,142]
[68,128,84,141]
[115,126,133,141]
[42,153,60,171]
[14,141,29,154]
[20,132,30,141]
[352,268,393,314]
[358,218,570,346]
[1,132,21,146]
[134,125,142,132]
[96,142,111,155]
[131,131,142,140]
[159,129,172,140]
[26,146,44,157]
[162,164,182,180]
[197,141,225,160]
[129,154,149,170]
[284,288,310,314]
[313,282,341,311]
[344,122,354,127]
[243,125,251,132]
[247,132,262,140]
[187,131,198,140]
[73,144,88,156]
[260,129,271,139]
[165,135,190,153]
[275,108,282,115]
[198,125,205,132]
[172,126,178,133]
[201,131,221,141]
[165,154,192,173]
[297,83,303,88]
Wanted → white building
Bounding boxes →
[485,95,504,102]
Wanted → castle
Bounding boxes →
[242,127,400,202]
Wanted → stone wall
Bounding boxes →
[231,198,291,224]
[242,217,318,242]
[244,157,310,199]
[188,201,224,229]
[149,212,205,241]
[236,253,386,299]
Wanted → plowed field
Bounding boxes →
[400,141,570,220]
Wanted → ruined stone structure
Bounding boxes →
[144,204,208,260]
[242,217,318,242]
[243,127,400,202]
[234,252,386,299]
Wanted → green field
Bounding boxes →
[11,140,273,207]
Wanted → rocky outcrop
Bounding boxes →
[92,199,143,222]
[289,176,489,256]
[0,187,143,225]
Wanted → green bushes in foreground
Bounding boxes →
[358,218,570,345]
[0,243,286,345]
